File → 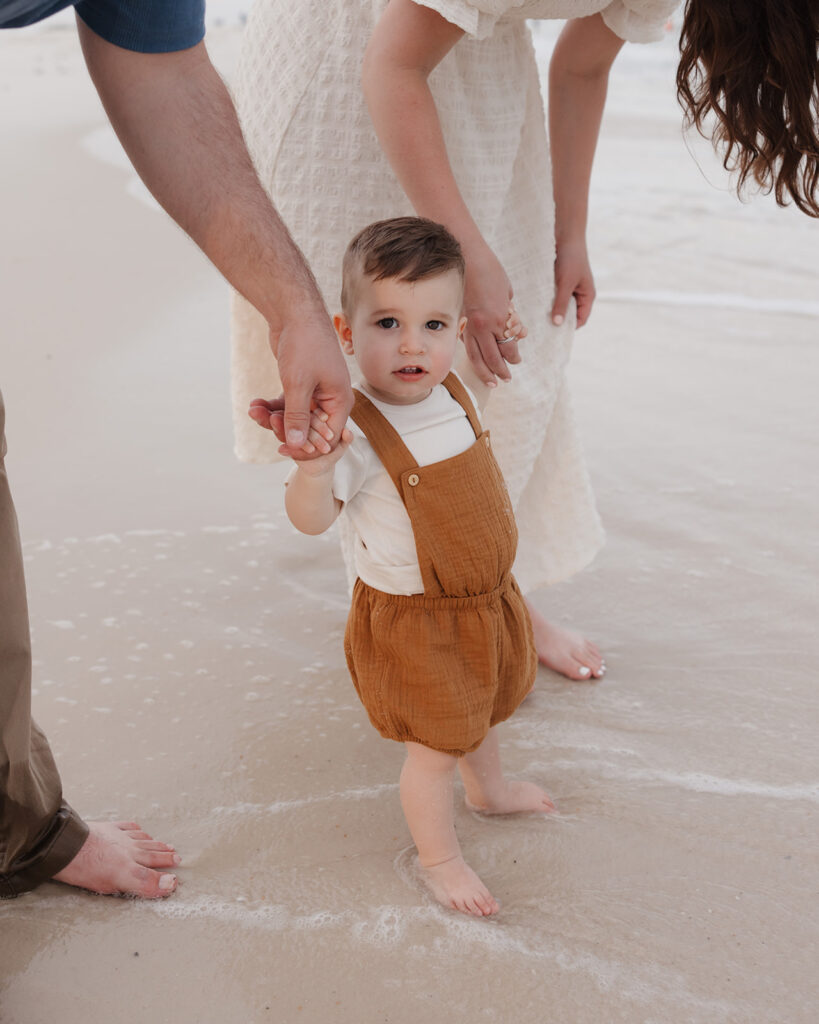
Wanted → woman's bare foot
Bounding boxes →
[420,854,499,917]
[53,821,180,897]
[465,780,555,816]
[525,600,605,680]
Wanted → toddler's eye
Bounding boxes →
[426,320,445,331]
[377,317,398,329]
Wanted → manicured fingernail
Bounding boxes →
[578,666,591,678]
[159,874,176,891]
[553,314,564,326]
[486,380,497,388]
[287,430,305,446]
[172,854,182,866]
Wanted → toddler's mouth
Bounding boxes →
[394,366,426,377]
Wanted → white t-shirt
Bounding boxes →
[331,381,480,595]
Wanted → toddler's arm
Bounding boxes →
[285,415,353,535]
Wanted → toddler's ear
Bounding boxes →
[458,314,468,342]
[333,313,354,354]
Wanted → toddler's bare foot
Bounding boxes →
[53,821,180,897]
[525,601,605,681]
[420,854,499,917]
[466,780,555,816]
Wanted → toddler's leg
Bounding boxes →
[400,741,499,917]
[459,727,556,815]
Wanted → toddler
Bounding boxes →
[283,217,554,917]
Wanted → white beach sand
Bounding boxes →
[1,17,818,1024]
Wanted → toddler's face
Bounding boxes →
[335,270,466,405]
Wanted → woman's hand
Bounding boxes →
[551,237,595,328]
[462,244,526,386]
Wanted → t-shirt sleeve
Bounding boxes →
[600,0,678,44]
[74,0,205,53]
[410,0,520,41]
[331,436,370,505]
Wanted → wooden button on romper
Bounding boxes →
[344,374,537,757]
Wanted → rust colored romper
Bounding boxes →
[344,373,537,757]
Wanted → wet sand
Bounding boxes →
[1,20,818,1024]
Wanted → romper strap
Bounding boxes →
[440,373,481,439]
[350,389,419,496]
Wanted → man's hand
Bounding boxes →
[250,314,353,459]
[77,21,353,447]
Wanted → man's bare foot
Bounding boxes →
[420,854,499,917]
[525,600,605,681]
[53,821,180,898]
[465,780,555,816]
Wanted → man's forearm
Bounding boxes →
[76,20,323,334]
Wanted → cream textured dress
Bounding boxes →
[230,0,677,593]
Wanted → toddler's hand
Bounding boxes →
[283,421,353,475]
[248,396,345,459]
[291,407,335,456]
[500,304,527,347]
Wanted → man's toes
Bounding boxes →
[125,829,154,841]
[137,840,176,852]
[114,821,142,831]
[135,849,181,869]
[128,866,177,898]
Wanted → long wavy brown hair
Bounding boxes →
[677,0,819,217]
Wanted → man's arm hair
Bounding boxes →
[76,18,352,448]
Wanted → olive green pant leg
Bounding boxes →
[0,390,88,897]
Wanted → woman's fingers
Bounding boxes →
[463,332,499,387]
[496,333,522,365]
[574,280,596,327]
[551,278,574,326]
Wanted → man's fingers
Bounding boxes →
[279,379,315,448]
[248,399,286,442]
[248,404,273,428]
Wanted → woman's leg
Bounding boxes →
[458,727,556,814]
[400,741,498,917]
[524,599,606,681]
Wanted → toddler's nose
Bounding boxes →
[399,330,425,354]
